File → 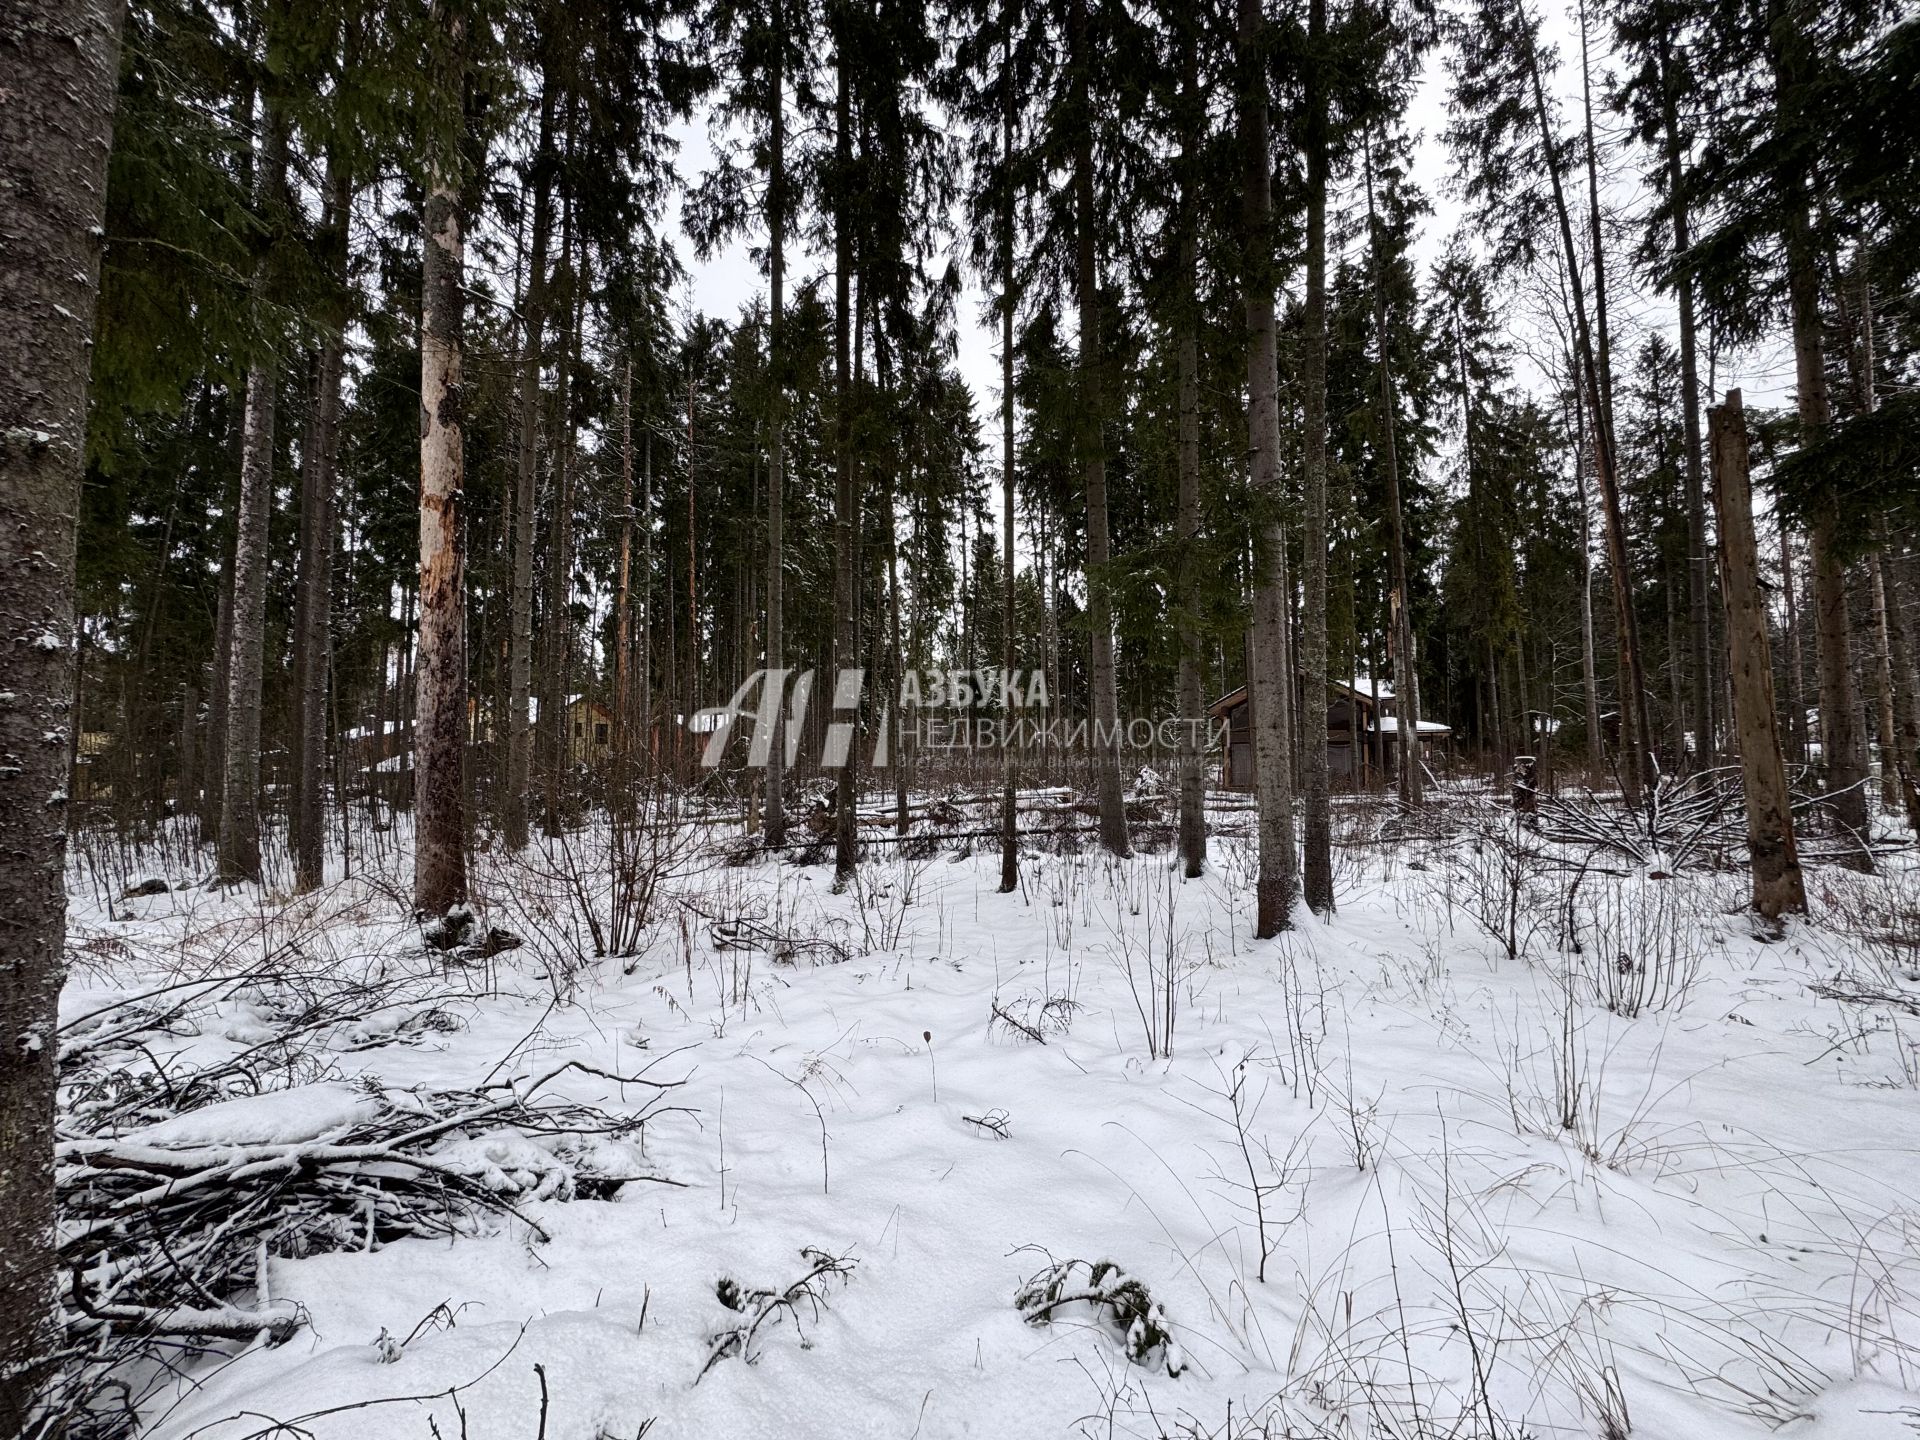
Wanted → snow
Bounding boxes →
[57,801,1920,1439]
[124,1083,383,1149]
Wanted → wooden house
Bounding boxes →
[1207,677,1451,790]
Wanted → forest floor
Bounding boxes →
[57,791,1920,1439]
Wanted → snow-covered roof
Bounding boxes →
[1377,716,1450,735]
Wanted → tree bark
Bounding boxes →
[216,102,287,884]
[1709,392,1805,918]
[615,358,635,767]
[414,0,470,917]
[1364,139,1421,810]
[1299,0,1332,914]
[1656,33,1712,766]
[542,217,581,836]
[0,1,123,1421]
[1769,0,1869,865]
[998,7,1020,891]
[1239,0,1297,935]
[1070,0,1128,857]
[764,13,788,847]
[292,153,350,892]
[1780,518,1806,765]
[203,455,238,838]
[1877,539,1920,837]
[1518,0,1650,802]
[832,30,859,882]
[505,77,556,851]
[1174,23,1207,876]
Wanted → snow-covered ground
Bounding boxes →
[58,799,1920,1438]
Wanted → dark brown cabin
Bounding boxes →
[1207,677,1452,791]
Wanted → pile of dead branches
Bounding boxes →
[42,972,689,1440]
[1529,765,1906,873]
[1529,767,1744,873]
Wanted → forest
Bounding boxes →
[3,0,1920,1434]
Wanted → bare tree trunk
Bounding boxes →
[0,2,123,1420]
[414,0,470,917]
[1571,386,1603,777]
[179,681,200,822]
[1298,0,1332,913]
[1710,392,1805,917]
[1781,519,1807,765]
[1656,33,1712,766]
[832,34,858,883]
[1842,253,1910,824]
[542,225,581,836]
[1174,27,1207,876]
[641,435,653,771]
[293,153,350,892]
[764,16,788,847]
[999,13,1020,888]
[615,358,635,761]
[203,460,237,838]
[216,102,287,884]
[1519,0,1650,802]
[505,79,555,851]
[888,463,910,836]
[1240,0,1296,935]
[1877,541,1920,836]
[685,328,698,788]
[1770,0,1869,866]
[1364,138,1420,810]
[1070,0,1128,857]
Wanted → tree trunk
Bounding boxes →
[292,153,350,892]
[642,435,653,771]
[203,457,238,839]
[216,103,287,884]
[1070,0,1128,857]
[1174,28,1208,876]
[1770,0,1869,865]
[542,221,581,836]
[615,358,635,763]
[764,16,788,847]
[414,0,470,917]
[1239,0,1297,935]
[1519,0,1650,802]
[888,460,910,835]
[0,1,122,1420]
[1781,519,1806,764]
[1299,0,1332,914]
[1710,392,1805,917]
[998,11,1021,891]
[832,32,859,883]
[505,78,556,851]
[1657,34,1712,766]
[1877,540,1920,837]
[1364,138,1421,810]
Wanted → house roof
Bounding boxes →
[1207,677,1405,718]
[1207,681,1448,734]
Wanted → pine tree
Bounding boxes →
[1239,0,1298,935]
[214,35,288,885]
[0,0,125,1419]
[414,0,473,917]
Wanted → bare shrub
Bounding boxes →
[1566,873,1708,1017]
